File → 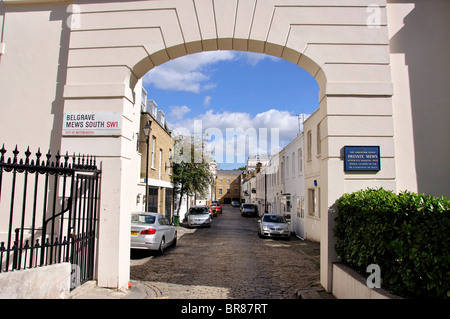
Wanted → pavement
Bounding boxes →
[65,220,333,300]
[65,224,195,299]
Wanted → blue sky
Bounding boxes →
[142,51,319,169]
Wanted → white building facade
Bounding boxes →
[283,134,306,239]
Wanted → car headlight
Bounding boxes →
[263,225,270,231]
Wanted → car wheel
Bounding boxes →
[158,236,166,255]
[171,234,177,247]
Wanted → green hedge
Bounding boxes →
[334,188,450,298]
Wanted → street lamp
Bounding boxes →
[142,120,152,211]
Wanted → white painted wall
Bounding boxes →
[283,134,305,239]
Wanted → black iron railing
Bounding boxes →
[0,144,101,288]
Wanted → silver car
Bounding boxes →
[257,214,290,240]
[241,203,258,217]
[130,212,177,254]
[187,206,212,228]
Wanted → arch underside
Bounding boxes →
[66,0,391,99]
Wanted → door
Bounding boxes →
[165,188,173,221]
[295,196,305,238]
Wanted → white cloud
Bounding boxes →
[236,52,282,66]
[170,109,302,164]
[203,95,212,107]
[168,105,191,121]
[143,51,235,93]
[143,51,281,93]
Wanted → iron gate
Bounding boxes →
[0,145,101,289]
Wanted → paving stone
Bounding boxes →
[130,205,325,299]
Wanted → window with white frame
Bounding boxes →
[286,156,289,179]
[308,188,320,218]
[317,123,321,156]
[151,136,156,168]
[307,131,312,161]
[292,151,296,175]
[298,148,303,174]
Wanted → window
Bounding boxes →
[219,178,223,183]
[292,152,296,175]
[298,148,303,173]
[227,178,230,183]
[286,156,290,179]
[151,136,156,168]
[168,148,172,175]
[159,149,162,179]
[317,123,321,156]
[158,216,168,225]
[308,189,315,216]
[218,188,222,195]
[131,214,155,224]
[147,186,158,213]
[141,88,147,112]
[307,131,312,161]
[308,188,320,218]
[227,189,230,195]
[234,188,239,195]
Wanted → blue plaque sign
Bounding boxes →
[344,146,380,171]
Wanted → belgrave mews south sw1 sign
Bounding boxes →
[63,112,122,136]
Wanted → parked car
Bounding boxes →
[187,206,212,228]
[206,205,214,218]
[240,203,258,217]
[257,214,290,240]
[130,212,177,254]
[231,200,240,207]
[210,201,222,214]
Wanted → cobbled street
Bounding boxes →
[130,205,327,299]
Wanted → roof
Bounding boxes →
[216,169,245,175]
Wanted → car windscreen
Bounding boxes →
[263,215,287,223]
[131,214,156,224]
[189,207,209,215]
[243,204,254,208]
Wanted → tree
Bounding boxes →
[171,135,213,216]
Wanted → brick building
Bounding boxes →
[215,170,243,204]
[138,95,174,220]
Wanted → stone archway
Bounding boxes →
[60,0,396,291]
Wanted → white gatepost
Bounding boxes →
[61,81,141,289]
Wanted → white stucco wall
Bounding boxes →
[0,263,71,299]
[283,134,305,238]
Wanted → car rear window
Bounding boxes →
[263,215,287,223]
[243,204,254,208]
[189,207,209,214]
[131,214,156,224]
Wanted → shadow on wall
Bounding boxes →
[389,0,450,197]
